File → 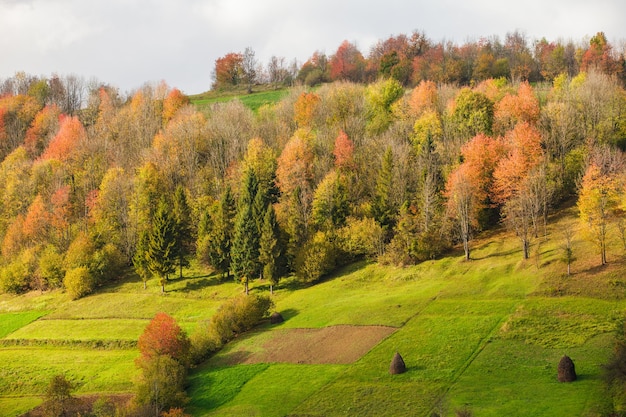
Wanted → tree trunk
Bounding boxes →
[143,280,147,290]
[463,236,470,261]
[567,261,571,276]
[244,278,249,295]
[523,239,530,260]
[270,283,273,295]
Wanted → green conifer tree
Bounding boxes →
[172,185,192,279]
[259,204,283,294]
[146,198,177,292]
[231,170,260,294]
[372,147,395,231]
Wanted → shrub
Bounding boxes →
[36,245,66,289]
[41,374,75,417]
[134,354,188,415]
[338,216,385,260]
[191,294,273,363]
[0,248,36,293]
[295,232,337,283]
[63,266,95,300]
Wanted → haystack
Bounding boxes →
[558,355,576,382]
[270,312,284,324]
[389,351,406,374]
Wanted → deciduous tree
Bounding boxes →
[329,40,365,82]
[212,52,244,89]
[137,312,191,364]
[577,163,622,265]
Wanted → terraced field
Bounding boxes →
[1,208,625,416]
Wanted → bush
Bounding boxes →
[338,216,385,260]
[134,354,187,415]
[190,294,273,363]
[0,248,36,293]
[295,232,337,283]
[36,245,66,289]
[63,266,95,300]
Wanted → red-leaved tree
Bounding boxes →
[137,312,190,366]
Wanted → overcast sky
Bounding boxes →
[0,0,624,95]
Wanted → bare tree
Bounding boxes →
[242,47,258,93]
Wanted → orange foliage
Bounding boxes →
[213,52,244,88]
[492,122,543,203]
[460,133,505,194]
[333,130,355,170]
[163,88,189,124]
[494,82,540,133]
[408,80,438,117]
[1,214,26,258]
[49,185,71,237]
[39,115,86,162]
[24,104,61,158]
[329,40,365,82]
[293,92,321,128]
[276,129,314,196]
[22,195,49,243]
[96,87,116,127]
[137,312,190,364]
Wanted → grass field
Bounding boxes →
[1,207,625,416]
[189,88,289,112]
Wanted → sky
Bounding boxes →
[0,0,624,95]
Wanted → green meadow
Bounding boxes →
[189,88,289,112]
[1,208,625,416]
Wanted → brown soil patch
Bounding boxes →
[219,325,396,365]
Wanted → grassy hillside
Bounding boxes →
[1,207,625,416]
[188,86,289,112]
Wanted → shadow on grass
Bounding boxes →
[279,308,299,322]
[179,276,225,292]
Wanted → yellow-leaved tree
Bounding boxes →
[577,163,623,265]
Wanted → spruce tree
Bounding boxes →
[372,147,395,231]
[146,198,177,292]
[231,170,260,294]
[259,204,282,294]
[133,229,150,290]
[205,186,236,279]
[172,185,192,279]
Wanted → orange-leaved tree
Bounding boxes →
[293,92,321,129]
[39,115,86,163]
[137,312,190,365]
[492,122,546,259]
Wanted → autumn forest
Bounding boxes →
[1,27,626,416]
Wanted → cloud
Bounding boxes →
[0,0,624,94]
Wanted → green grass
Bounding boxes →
[5,318,149,341]
[0,311,48,338]
[189,88,289,112]
[188,364,345,417]
[0,348,137,395]
[0,208,624,416]
[0,396,42,417]
[446,335,614,416]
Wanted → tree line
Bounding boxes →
[0,62,625,297]
[212,31,626,90]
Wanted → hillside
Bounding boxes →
[1,205,625,416]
